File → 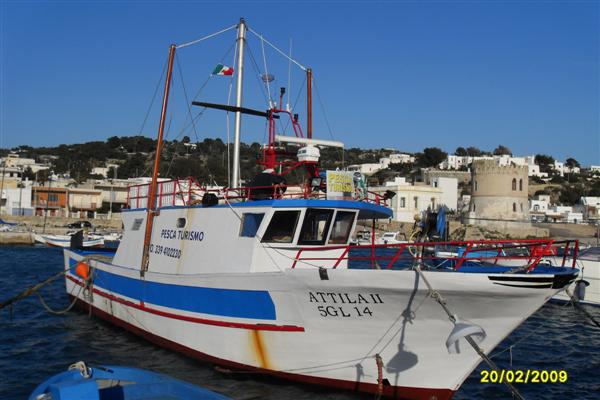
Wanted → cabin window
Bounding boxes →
[328,211,356,244]
[176,217,187,228]
[262,210,300,243]
[239,213,265,237]
[298,208,334,245]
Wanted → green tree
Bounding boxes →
[466,147,482,157]
[535,154,555,173]
[565,157,580,168]
[455,147,468,156]
[36,169,50,186]
[22,167,35,181]
[493,145,512,156]
[416,147,447,168]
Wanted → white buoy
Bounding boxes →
[446,318,487,354]
[573,279,590,302]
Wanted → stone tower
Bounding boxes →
[465,160,530,228]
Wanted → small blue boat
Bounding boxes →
[29,361,230,400]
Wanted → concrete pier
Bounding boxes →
[0,231,35,245]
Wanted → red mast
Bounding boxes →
[141,44,176,277]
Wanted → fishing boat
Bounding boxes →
[29,361,230,400]
[61,19,579,399]
[34,233,104,248]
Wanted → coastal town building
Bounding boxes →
[348,153,415,175]
[91,164,119,178]
[0,184,34,216]
[68,188,103,218]
[438,154,561,178]
[429,177,458,211]
[464,160,530,228]
[1,153,51,173]
[33,186,69,217]
[370,177,442,223]
[545,206,583,224]
[578,197,600,223]
[1,166,23,179]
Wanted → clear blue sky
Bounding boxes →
[1,0,598,165]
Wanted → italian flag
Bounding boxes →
[212,64,234,76]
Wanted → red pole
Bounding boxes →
[141,44,176,276]
[306,68,313,139]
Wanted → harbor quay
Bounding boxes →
[0,214,122,245]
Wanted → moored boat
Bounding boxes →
[29,361,230,400]
[60,19,580,399]
[35,233,104,248]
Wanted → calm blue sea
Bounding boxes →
[1,245,599,399]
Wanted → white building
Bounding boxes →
[1,154,50,174]
[530,194,550,213]
[429,176,458,211]
[348,162,385,175]
[579,196,600,222]
[0,185,34,216]
[91,164,119,178]
[438,154,558,178]
[388,153,415,164]
[370,177,442,223]
[348,153,415,175]
[2,154,35,168]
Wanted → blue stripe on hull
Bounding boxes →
[67,255,276,321]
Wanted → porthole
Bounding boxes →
[176,217,187,228]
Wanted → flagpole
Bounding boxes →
[232,18,246,189]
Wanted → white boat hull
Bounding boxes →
[35,234,104,248]
[64,248,565,399]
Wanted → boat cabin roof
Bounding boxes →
[129,199,393,220]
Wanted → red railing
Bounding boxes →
[126,177,391,208]
[289,239,579,271]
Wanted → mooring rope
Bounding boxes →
[566,287,600,329]
[412,264,526,400]
[0,269,67,312]
[35,283,83,315]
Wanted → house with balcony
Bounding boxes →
[68,188,103,218]
[33,186,69,217]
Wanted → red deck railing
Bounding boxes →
[126,177,390,208]
[289,239,579,271]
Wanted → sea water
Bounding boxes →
[1,246,598,399]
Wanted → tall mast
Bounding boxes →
[306,68,313,139]
[232,18,246,188]
[141,44,176,277]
